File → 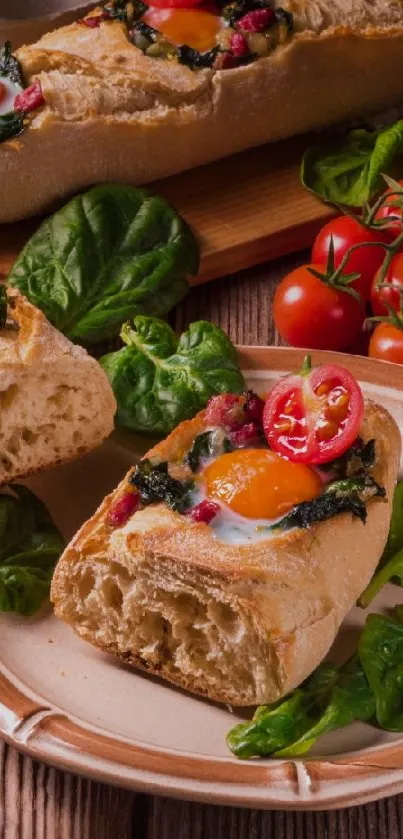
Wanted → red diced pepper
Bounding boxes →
[77,15,103,27]
[187,500,220,524]
[229,421,262,448]
[107,491,140,527]
[204,394,244,429]
[244,390,265,423]
[237,8,275,31]
[14,80,45,113]
[229,32,250,57]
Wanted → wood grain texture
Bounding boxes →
[2,251,403,837]
[0,139,333,286]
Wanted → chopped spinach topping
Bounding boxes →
[274,7,293,32]
[129,459,193,512]
[0,41,24,88]
[104,0,148,23]
[177,45,221,70]
[321,437,376,478]
[0,111,24,144]
[131,20,159,41]
[272,475,385,531]
[184,432,214,472]
[184,429,233,472]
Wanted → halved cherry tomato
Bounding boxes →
[273,264,365,352]
[374,179,403,241]
[370,252,403,317]
[143,6,219,48]
[263,359,364,464]
[369,322,403,365]
[312,216,389,302]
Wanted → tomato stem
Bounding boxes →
[300,354,312,376]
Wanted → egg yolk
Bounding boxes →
[203,449,322,520]
[143,8,220,52]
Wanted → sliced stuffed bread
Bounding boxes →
[51,376,400,707]
[0,288,116,485]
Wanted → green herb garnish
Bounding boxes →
[129,459,193,512]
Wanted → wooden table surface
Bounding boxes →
[2,251,403,838]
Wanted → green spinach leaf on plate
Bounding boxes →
[8,185,199,344]
[301,121,403,206]
[100,316,245,436]
[358,482,403,607]
[227,658,374,759]
[358,612,403,731]
[0,485,64,616]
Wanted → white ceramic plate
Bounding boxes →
[1,346,403,811]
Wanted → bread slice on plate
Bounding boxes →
[51,400,400,707]
[0,289,116,485]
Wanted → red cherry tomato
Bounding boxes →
[374,179,403,240]
[273,264,365,352]
[312,216,388,302]
[369,323,403,365]
[370,252,403,317]
[263,360,364,465]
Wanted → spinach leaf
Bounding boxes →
[321,437,375,478]
[0,485,64,616]
[227,658,374,759]
[0,111,24,143]
[272,474,384,531]
[358,613,403,731]
[0,41,24,88]
[301,121,403,206]
[100,316,245,435]
[381,481,403,565]
[8,185,198,344]
[275,658,375,757]
[184,429,232,472]
[358,549,403,608]
[358,482,403,607]
[129,459,193,512]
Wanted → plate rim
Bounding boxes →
[2,344,403,810]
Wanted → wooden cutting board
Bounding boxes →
[0,134,336,285]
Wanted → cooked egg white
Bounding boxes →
[0,76,21,115]
[189,482,285,544]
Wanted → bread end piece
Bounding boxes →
[0,290,116,485]
[51,402,400,706]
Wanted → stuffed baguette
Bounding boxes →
[1,0,403,221]
[51,397,400,707]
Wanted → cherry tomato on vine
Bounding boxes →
[369,323,403,365]
[312,216,389,302]
[263,359,364,465]
[370,252,403,317]
[273,264,365,352]
[374,179,403,241]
